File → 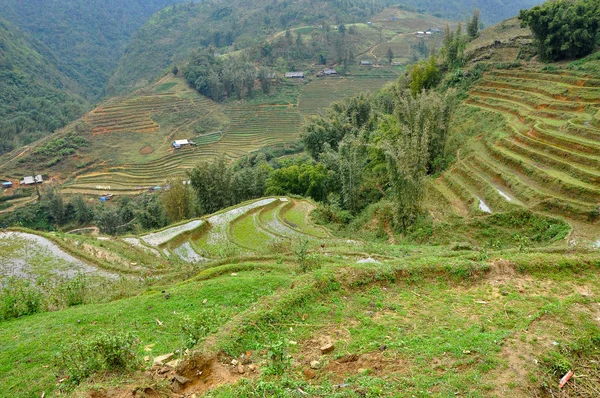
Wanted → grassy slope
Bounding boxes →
[0,192,598,397]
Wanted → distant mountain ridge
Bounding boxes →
[0,17,88,154]
[0,0,185,98]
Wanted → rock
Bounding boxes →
[303,368,316,379]
[166,359,182,368]
[144,355,151,362]
[154,353,174,366]
[231,359,239,366]
[378,344,387,351]
[310,360,321,369]
[248,364,258,372]
[320,343,335,354]
[173,374,190,385]
[356,257,381,264]
[237,364,245,374]
[202,299,208,304]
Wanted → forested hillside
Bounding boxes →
[399,0,545,24]
[0,0,185,97]
[108,0,388,95]
[0,18,88,155]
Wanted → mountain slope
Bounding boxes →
[108,0,385,95]
[0,18,88,155]
[0,0,185,97]
[398,0,545,24]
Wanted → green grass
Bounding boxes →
[0,264,292,397]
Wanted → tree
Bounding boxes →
[519,0,600,61]
[377,89,455,229]
[467,9,480,39]
[161,178,196,222]
[408,56,440,96]
[96,208,121,236]
[41,187,66,226]
[387,47,394,64]
[72,195,94,224]
[189,156,233,214]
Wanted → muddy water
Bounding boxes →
[0,231,116,281]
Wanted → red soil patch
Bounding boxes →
[139,145,154,155]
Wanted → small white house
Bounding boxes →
[173,139,190,149]
[285,72,304,78]
[20,175,43,185]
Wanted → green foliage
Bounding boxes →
[519,0,600,61]
[409,56,440,96]
[467,9,481,39]
[0,0,183,97]
[264,338,291,375]
[57,330,140,387]
[0,277,43,320]
[161,178,197,222]
[179,309,218,349]
[33,133,89,159]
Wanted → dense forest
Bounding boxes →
[0,18,88,155]
[108,0,388,95]
[399,0,544,24]
[0,0,186,97]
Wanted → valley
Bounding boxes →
[0,0,599,397]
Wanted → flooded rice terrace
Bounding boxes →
[0,231,116,282]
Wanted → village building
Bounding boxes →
[322,68,338,75]
[172,139,196,149]
[2,181,12,189]
[20,175,43,185]
[360,60,372,66]
[285,72,304,78]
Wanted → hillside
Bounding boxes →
[397,0,544,24]
[426,19,600,243]
[108,0,389,95]
[1,197,599,397]
[110,0,544,95]
[0,0,185,97]
[0,8,453,196]
[0,17,89,155]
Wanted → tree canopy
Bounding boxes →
[519,0,600,61]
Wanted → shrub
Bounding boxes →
[180,309,218,350]
[57,330,140,387]
[0,278,43,320]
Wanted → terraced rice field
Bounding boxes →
[298,75,396,116]
[85,94,215,135]
[146,198,337,262]
[214,105,302,158]
[434,68,600,227]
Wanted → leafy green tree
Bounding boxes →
[96,208,121,236]
[467,9,481,39]
[409,56,440,96]
[72,195,94,224]
[135,194,168,230]
[377,89,455,229]
[519,0,600,61]
[161,178,196,222]
[41,187,66,226]
[189,156,233,214]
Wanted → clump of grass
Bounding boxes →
[0,278,43,320]
[56,330,140,389]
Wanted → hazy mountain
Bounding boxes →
[0,0,185,98]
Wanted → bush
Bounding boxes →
[0,278,43,320]
[57,330,140,387]
[180,309,218,350]
[519,0,599,61]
